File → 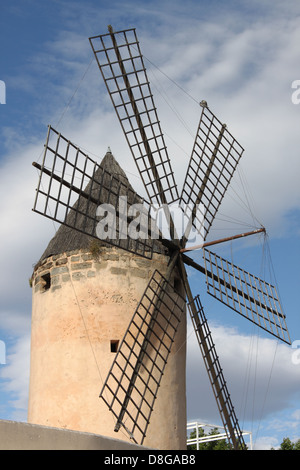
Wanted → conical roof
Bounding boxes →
[37,150,166,265]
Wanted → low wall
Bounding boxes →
[0,420,148,450]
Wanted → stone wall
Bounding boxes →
[32,247,159,294]
[0,420,149,450]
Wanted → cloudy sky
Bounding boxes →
[0,0,300,450]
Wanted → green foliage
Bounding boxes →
[89,239,102,260]
[278,437,300,450]
[187,427,231,450]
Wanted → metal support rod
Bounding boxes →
[180,227,266,253]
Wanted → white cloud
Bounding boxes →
[253,435,280,450]
[128,8,300,240]
[186,321,300,431]
[4,1,300,239]
[0,333,30,422]
[291,409,300,421]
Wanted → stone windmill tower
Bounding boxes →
[28,148,187,450]
[29,26,291,451]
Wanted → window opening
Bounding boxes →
[110,340,119,353]
[41,273,51,292]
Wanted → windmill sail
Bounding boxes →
[89,27,179,209]
[187,294,246,450]
[180,102,244,242]
[32,126,161,259]
[99,269,186,445]
[203,249,291,344]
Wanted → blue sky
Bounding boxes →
[0,0,300,450]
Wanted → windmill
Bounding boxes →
[32,26,291,450]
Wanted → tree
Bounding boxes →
[278,437,300,450]
[187,427,231,450]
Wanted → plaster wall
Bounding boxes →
[0,419,149,450]
[28,247,187,449]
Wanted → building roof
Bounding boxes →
[36,150,166,266]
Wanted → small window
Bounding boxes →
[110,340,119,353]
[41,273,51,292]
